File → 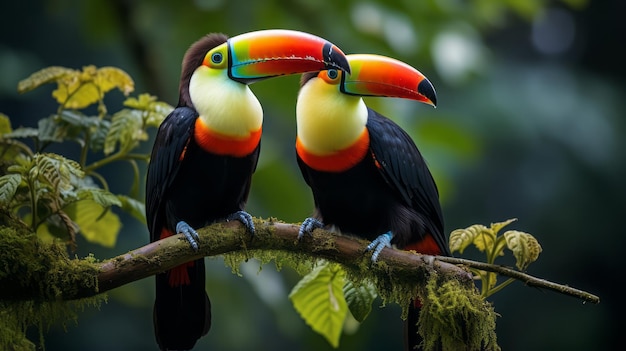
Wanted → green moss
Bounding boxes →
[223,249,316,278]
[218,218,316,277]
[0,225,105,349]
[418,274,499,351]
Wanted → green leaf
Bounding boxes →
[37,116,65,143]
[77,188,122,208]
[28,210,79,244]
[3,127,38,139]
[449,224,489,253]
[289,262,348,348]
[472,228,497,254]
[34,153,84,196]
[87,118,110,152]
[485,272,498,291]
[0,113,11,134]
[94,66,134,96]
[123,93,173,127]
[104,109,145,155]
[123,93,156,110]
[116,194,146,224]
[43,66,134,109]
[52,78,101,110]
[58,110,93,128]
[503,230,542,271]
[490,218,517,235]
[65,199,122,247]
[343,279,377,322]
[0,174,22,207]
[17,66,75,94]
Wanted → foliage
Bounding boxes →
[289,219,544,349]
[289,262,349,348]
[0,66,172,248]
[449,219,542,298]
[0,64,172,348]
[286,256,500,350]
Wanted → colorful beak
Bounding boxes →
[340,54,437,107]
[226,29,351,84]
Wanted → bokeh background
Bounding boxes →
[1,0,622,350]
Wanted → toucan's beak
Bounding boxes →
[224,29,351,84]
[340,54,437,107]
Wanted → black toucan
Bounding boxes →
[146,29,350,350]
[295,54,450,350]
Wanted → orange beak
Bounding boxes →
[340,54,436,107]
[225,29,351,84]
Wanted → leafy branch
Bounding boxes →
[449,218,543,298]
[1,66,172,248]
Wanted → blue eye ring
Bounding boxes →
[327,69,338,79]
[211,52,223,64]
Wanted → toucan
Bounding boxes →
[145,29,350,351]
[295,54,450,350]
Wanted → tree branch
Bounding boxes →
[435,256,599,303]
[0,218,599,305]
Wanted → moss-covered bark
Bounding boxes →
[1,218,496,350]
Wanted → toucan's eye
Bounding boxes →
[319,69,342,84]
[211,52,223,64]
[204,44,228,69]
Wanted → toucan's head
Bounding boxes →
[296,54,436,157]
[178,29,351,108]
[300,54,437,107]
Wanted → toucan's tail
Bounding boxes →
[153,258,211,350]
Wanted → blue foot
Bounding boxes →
[228,210,255,235]
[366,232,393,263]
[298,217,324,240]
[176,221,200,251]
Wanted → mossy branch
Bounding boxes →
[0,218,599,305]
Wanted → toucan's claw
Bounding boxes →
[366,231,393,263]
[298,217,324,240]
[228,210,255,236]
[176,221,200,251]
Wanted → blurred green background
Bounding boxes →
[1,0,622,350]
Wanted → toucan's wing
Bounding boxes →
[367,109,448,254]
[146,106,197,240]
